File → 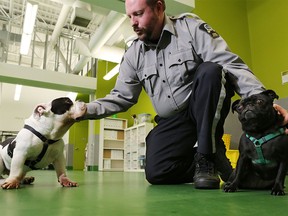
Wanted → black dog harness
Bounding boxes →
[246,127,285,165]
[1,124,59,170]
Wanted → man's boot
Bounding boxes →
[193,153,220,189]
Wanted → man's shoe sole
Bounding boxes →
[194,179,220,189]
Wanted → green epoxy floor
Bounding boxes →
[1,171,288,216]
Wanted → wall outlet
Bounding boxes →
[281,71,288,84]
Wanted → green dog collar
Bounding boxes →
[246,128,285,165]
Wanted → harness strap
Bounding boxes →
[6,125,59,170]
[24,124,58,144]
[24,143,49,170]
[246,128,285,165]
[7,139,16,158]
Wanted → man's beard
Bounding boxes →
[134,27,153,42]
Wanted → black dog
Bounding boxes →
[224,90,288,195]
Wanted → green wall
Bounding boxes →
[69,94,89,170]
[194,0,288,98]
[246,0,288,98]
[194,0,252,67]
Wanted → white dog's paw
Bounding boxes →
[58,174,78,187]
[1,178,20,189]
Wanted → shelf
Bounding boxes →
[103,138,124,141]
[124,122,154,172]
[102,168,124,172]
[103,147,124,150]
[99,118,127,171]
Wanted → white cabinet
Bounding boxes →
[124,122,154,172]
[99,118,127,171]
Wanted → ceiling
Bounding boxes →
[0,0,194,131]
[0,0,134,118]
[0,0,135,72]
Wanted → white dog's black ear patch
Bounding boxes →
[199,23,219,39]
[51,97,73,115]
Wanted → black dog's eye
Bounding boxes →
[236,105,244,113]
[256,99,264,105]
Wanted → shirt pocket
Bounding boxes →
[168,49,199,85]
[137,65,160,97]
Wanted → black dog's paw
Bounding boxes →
[271,189,285,196]
[21,176,35,185]
[223,182,237,193]
[271,185,285,196]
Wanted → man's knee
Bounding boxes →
[144,155,169,184]
[196,62,223,80]
[145,157,196,185]
[145,161,176,185]
[145,169,163,185]
[145,166,176,185]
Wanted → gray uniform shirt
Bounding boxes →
[84,13,265,120]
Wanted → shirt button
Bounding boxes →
[144,74,147,77]
[178,59,181,62]
[160,63,163,67]
[168,95,171,98]
[162,80,166,83]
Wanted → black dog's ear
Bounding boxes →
[260,89,279,100]
[232,99,241,113]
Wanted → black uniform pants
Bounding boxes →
[145,62,234,184]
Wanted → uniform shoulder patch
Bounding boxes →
[199,23,219,39]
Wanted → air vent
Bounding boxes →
[71,7,93,27]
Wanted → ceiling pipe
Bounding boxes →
[42,1,74,69]
[55,45,72,73]
[71,10,127,74]
[73,39,125,63]
[42,0,77,71]
[47,5,72,54]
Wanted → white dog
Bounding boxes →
[0,97,86,189]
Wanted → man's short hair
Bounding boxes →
[146,0,166,10]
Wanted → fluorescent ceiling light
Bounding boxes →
[14,85,22,101]
[103,64,120,80]
[20,34,32,55]
[20,1,38,55]
[23,2,38,34]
